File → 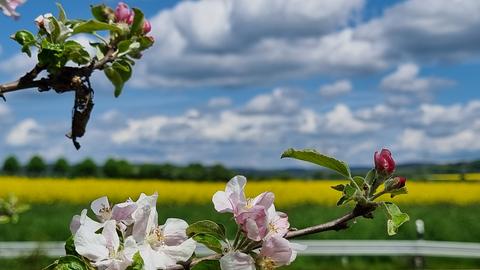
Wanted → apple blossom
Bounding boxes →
[257,236,300,269]
[74,220,137,270]
[265,205,290,239]
[0,0,25,18]
[132,197,196,270]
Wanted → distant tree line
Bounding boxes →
[1,155,479,181]
[0,155,234,181]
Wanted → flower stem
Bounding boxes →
[232,227,242,248]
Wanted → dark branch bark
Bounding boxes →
[0,47,116,97]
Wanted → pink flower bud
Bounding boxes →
[374,149,395,176]
[385,176,407,191]
[143,19,152,34]
[127,11,134,25]
[114,2,132,23]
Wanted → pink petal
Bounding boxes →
[220,252,255,270]
[162,218,189,246]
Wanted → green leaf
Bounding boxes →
[43,255,90,270]
[56,3,67,22]
[90,42,107,59]
[353,176,365,188]
[64,40,91,65]
[113,60,132,81]
[343,183,357,198]
[126,252,144,270]
[64,236,79,256]
[73,20,122,34]
[186,220,226,241]
[336,196,349,206]
[12,30,36,57]
[38,41,67,72]
[117,40,140,57]
[384,202,410,236]
[138,36,154,50]
[191,260,221,270]
[331,184,345,192]
[281,148,351,178]
[193,234,223,254]
[390,187,408,198]
[104,66,125,97]
[90,4,114,23]
[130,8,145,35]
[365,169,376,185]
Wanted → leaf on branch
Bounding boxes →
[192,234,224,254]
[281,148,351,178]
[73,20,122,34]
[383,202,410,236]
[186,220,227,242]
[130,8,145,35]
[104,60,132,97]
[191,260,221,270]
[56,3,67,22]
[11,30,36,57]
[42,255,90,270]
[365,169,376,186]
[90,4,114,23]
[390,187,408,198]
[331,184,345,192]
[126,252,144,270]
[64,40,91,65]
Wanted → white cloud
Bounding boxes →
[380,63,453,93]
[324,104,380,134]
[131,0,381,87]
[208,97,232,108]
[0,52,37,80]
[319,79,352,97]
[356,0,480,62]
[5,118,44,146]
[0,103,10,118]
[243,88,301,114]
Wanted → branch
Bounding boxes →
[286,203,377,239]
[0,47,116,97]
[170,203,377,269]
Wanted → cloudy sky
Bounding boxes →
[0,0,479,168]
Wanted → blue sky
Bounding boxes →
[0,0,479,168]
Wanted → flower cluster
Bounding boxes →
[213,176,303,270]
[70,193,196,270]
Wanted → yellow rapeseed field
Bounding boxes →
[0,176,479,206]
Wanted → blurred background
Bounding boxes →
[0,0,479,269]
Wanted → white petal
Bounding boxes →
[225,176,247,206]
[161,238,196,263]
[102,220,120,252]
[212,191,233,213]
[91,196,110,217]
[70,209,102,235]
[220,252,255,270]
[74,226,109,262]
[139,244,171,270]
[134,205,159,244]
[162,218,188,246]
[112,201,137,223]
[123,236,138,262]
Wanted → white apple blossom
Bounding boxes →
[74,220,137,270]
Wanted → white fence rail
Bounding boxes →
[1,240,480,258]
